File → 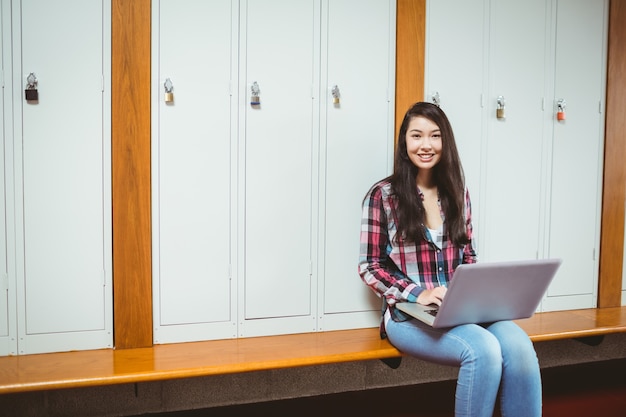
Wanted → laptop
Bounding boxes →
[395,258,562,328]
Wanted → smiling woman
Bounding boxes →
[359,102,546,417]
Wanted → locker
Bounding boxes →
[0,0,12,356]
[319,0,395,328]
[153,0,237,343]
[12,0,112,354]
[482,0,549,262]
[544,0,607,310]
[425,0,607,311]
[152,0,396,341]
[240,0,318,325]
[424,0,487,248]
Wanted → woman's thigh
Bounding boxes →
[384,318,502,366]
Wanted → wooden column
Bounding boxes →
[599,0,626,308]
[112,0,153,348]
[394,0,426,137]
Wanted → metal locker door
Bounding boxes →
[545,0,608,310]
[241,0,318,325]
[482,0,548,262]
[154,0,236,343]
[320,0,394,324]
[16,0,111,354]
[424,0,487,251]
[0,0,14,357]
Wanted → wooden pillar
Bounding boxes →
[111,0,153,348]
[599,0,626,308]
[394,0,426,138]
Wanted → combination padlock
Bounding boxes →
[25,73,39,101]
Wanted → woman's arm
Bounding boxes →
[358,186,424,305]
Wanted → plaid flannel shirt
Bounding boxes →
[358,179,477,335]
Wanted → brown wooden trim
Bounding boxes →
[395,0,426,138]
[2,307,625,393]
[599,0,626,308]
[111,0,153,348]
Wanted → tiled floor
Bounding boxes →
[144,358,626,417]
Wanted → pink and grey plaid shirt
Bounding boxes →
[358,179,477,328]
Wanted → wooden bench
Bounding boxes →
[0,307,625,395]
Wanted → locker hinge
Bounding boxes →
[309,262,313,277]
[598,101,602,114]
[541,97,545,111]
[0,70,4,88]
[102,270,106,287]
[101,76,105,92]
[229,264,232,280]
[1,272,8,291]
[592,248,596,261]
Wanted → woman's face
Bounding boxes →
[405,116,442,171]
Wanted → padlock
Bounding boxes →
[25,88,39,101]
[496,95,506,120]
[556,99,566,121]
[25,72,39,101]
[331,85,340,105]
[163,78,174,103]
[250,81,261,106]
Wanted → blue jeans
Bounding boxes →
[385,317,541,417]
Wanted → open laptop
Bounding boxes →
[395,258,562,328]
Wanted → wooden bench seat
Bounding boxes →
[0,307,625,395]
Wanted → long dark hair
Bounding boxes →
[390,102,469,245]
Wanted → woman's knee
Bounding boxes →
[487,321,539,368]
[456,325,503,370]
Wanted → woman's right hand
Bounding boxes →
[416,286,447,306]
